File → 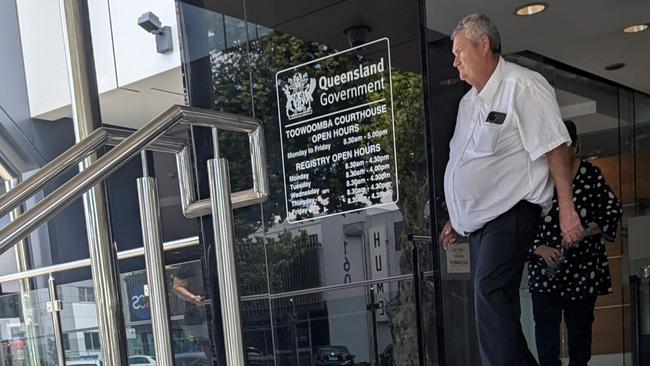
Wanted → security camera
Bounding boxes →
[137,12,173,54]
[137,12,162,34]
[344,25,371,48]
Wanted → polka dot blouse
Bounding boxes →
[528,160,622,300]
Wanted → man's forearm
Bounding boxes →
[173,285,196,302]
[547,144,574,210]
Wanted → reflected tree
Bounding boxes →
[209,30,431,365]
[381,70,433,366]
[237,229,319,295]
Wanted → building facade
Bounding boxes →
[0,0,649,365]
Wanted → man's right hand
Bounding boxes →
[534,245,561,267]
[191,294,205,306]
[439,221,459,250]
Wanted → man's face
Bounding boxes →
[452,31,484,86]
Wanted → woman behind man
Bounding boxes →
[528,120,622,366]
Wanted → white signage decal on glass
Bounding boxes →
[447,242,470,273]
[368,226,389,322]
[276,38,398,223]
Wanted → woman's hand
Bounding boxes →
[534,245,562,267]
[586,222,601,236]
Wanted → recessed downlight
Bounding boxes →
[604,62,626,71]
[515,3,547,16]
[623,24,648,33]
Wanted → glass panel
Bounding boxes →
[378,278,419,366]
[421,271,442,365]
[178,1,432,365]
[167,260,212,366]
[177,5,271,365]
[241,299,274,366]
[120,269,156,362]
[630,91,650,271]
[507,55,628,365]
[618,88,635,366]
[0,279,57,366]
[629,91,650,366]
[57,276,103,363]
[269,278,419,366]
[53,259,214,365]
[245,15,431,290]
[425,34,478,366]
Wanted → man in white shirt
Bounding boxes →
[439,14,584,366]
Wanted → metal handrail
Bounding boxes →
[0,128,109,219]
[0,236,199,284]
[0,105,269,255]
[240,273,416,302]
[0,104,268,366]
[0,126,186,221]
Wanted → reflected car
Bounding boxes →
[67,360,103,366]
[174,352,209,366]
[246,346,273,366]
[314,345,355,366]
[128,355,156,365]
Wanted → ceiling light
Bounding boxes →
[344,25,371,48]
[623,24,648,33]
[515,3,547,16]
[604,62,626,71]
[0,164,12,180]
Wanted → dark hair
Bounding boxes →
[564,120,578,146]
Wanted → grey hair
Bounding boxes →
[451,13,501,54]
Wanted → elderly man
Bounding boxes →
[439,14,584,365]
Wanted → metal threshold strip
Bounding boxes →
[240,273,415,302]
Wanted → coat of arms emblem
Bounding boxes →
[282,72,317,120]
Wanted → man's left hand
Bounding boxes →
[559,207,584,245]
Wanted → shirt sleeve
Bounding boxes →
[513,75,571,161]
[175,262,198,280]
[591,165,622,242]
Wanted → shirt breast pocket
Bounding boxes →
[473,122,502,154]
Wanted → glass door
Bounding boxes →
[176,0,437,364]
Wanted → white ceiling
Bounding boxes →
[426,0,650,94]
[99,68,184,129]
[101,0,649,132]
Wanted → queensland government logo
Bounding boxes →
[282,72,316,120]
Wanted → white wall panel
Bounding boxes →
[88,0,118,94]
[15,0,69,118]
[108,0,181,88]
[16,0,117,119]
[16,0,181,123]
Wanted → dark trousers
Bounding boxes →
[532,292,596,366]
[470,201,541,366]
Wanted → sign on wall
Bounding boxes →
[368,226,389,322]
[130,285,151,320]
[276,38,398,223]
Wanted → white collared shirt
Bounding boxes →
[444,57,571,235]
